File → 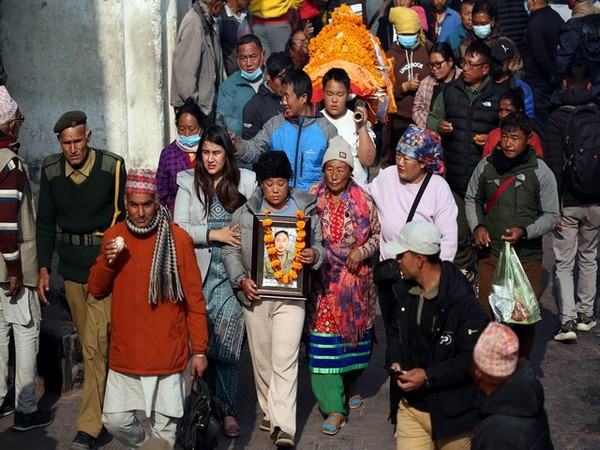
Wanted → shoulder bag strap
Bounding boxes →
[406,172,432,223]
[110,159,122,227]
[485,175,517,215]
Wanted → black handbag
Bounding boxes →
[175,375,221,450]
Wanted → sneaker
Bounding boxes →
[69,431,97,450]
[259,417,271,431]
[275,430,295,447]
[0,402,14,418]
[577,313,597,332]
[12,409,53,431]
[554,320,577,342]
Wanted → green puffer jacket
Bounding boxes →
[465,148,559,262]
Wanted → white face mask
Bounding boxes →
[473,24,492,39]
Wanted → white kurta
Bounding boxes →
[103,369,186,418]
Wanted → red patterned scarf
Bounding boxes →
[314,179,373,344]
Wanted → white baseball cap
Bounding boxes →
[384,221,442,256]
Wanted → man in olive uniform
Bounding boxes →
[36,111,126,450]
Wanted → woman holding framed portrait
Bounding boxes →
[222,151,325,448]
[173,126,256,438]
[307,136,381,435]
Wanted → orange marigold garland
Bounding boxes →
[263,210,306,285]
[304,4,396,115]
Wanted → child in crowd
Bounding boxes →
[482,88,543,158]
[320,68,376,185]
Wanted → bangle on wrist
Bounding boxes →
[193,354,206,358]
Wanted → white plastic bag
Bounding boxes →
[489,242,541,324]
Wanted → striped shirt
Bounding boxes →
[0,155,24,277]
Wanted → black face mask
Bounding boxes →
[491,61,506,81]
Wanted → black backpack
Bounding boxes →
[175,375,221,450]
[560,103,600,197]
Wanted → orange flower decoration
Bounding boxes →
[305,3,395,105]
[262,210,307,285]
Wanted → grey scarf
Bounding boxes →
[126,205,185,304]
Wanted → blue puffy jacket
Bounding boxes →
[552,13,600,102]
[237,112,338,191]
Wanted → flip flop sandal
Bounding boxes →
[347,394,364,409]
[322,413,347,436]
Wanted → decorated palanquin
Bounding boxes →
[304,4,396,123]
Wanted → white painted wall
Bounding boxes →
[0,0,388,187]
[0,0,187,185]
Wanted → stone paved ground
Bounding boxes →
[1,236,599,449]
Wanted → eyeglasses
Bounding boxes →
[11,115,25,123]
[460,59,487,69]
[427,60,447,69]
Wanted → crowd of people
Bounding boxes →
[1,0,600,449]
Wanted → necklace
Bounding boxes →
[262,209,306,284]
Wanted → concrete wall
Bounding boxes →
[0,0,187,185]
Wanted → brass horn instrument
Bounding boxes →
[353,99,366,123]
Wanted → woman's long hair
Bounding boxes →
[194,126,247,219]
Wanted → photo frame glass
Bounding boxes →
[251,214,311,300]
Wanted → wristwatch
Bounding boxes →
[424,374,432,389]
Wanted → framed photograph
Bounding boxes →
[251,214,312,300]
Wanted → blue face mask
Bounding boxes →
[240,66,263,82]
[473,24,492,39]
[178,133,200,148]
[397,34,418,49]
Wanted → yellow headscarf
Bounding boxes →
[389,7,425,47]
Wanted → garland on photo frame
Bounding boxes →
[263,210,306,285]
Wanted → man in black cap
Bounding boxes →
[489,37,535,118]
[36,110,126,449]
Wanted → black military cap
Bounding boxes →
[53,110,87,134]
